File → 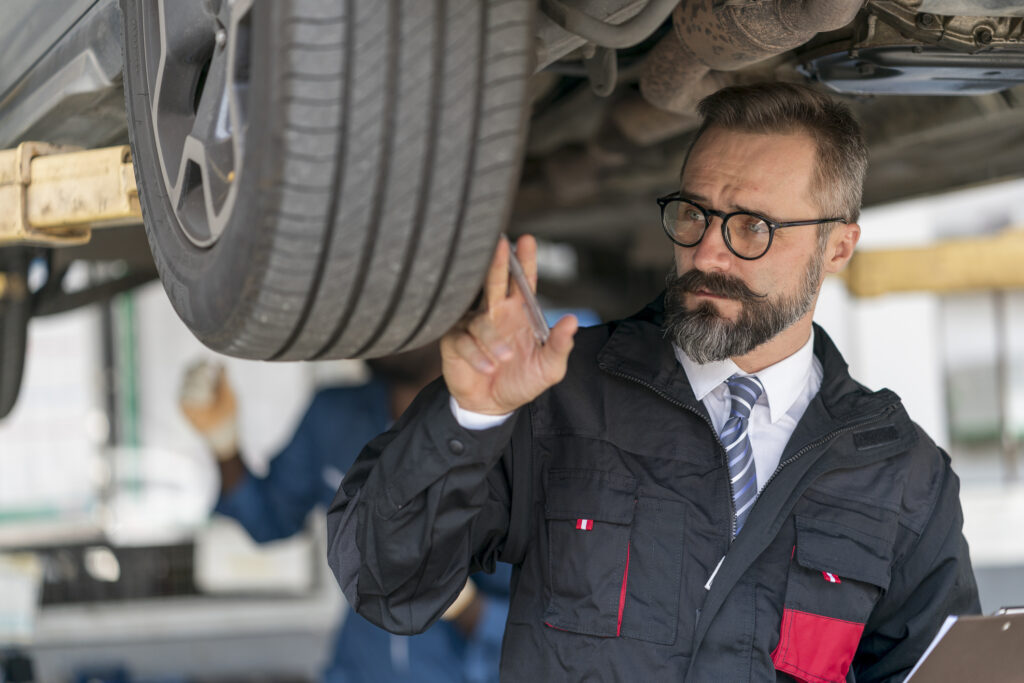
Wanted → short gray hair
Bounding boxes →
[685,82,868,226]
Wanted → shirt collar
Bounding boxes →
[674,328,816,424]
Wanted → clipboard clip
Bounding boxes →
[995,605,1024,615]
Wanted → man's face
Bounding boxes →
[664,127,827,363]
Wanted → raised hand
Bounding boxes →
[441,235,578,415]
[179,360,239,459]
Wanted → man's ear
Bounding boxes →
[823,222,860,274]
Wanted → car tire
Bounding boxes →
[121,0,533,359]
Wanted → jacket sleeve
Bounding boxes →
[326,378,525,635]
[853,446,981,682]
[215,397,326,542]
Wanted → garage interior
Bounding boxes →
[3,171,1024,683]
[3,0,1024,681]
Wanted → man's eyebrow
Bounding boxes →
[678,189,777,220]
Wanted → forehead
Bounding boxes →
[681,127,819,214]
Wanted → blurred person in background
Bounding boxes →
[179,343,509,683]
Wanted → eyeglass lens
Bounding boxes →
[663,199,771,258]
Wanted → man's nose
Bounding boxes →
[692,217,733,272]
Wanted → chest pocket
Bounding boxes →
[543,468,684,645]
[771,515,893,683]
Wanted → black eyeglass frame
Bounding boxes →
[656,192,845,260]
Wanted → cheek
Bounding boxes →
[734,265,778,301]
[672,246,690,275]
[758,263,805,299]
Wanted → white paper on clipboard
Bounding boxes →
[905,615,958,681]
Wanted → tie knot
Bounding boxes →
[725,374,764,421]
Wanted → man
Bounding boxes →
[327,83,979,681]
[180,345,509,683]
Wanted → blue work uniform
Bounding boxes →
[215,378,510,683]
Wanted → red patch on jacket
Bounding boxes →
[771,608,865,683]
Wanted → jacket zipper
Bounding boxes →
[602,368,737,537]
[602,367,901,538]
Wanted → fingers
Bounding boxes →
[442,308,578,414]
[180,360,218,408]
[467,313,515,363]
[484,234,540,313]
[455,309,576,377]
[456,233,553,364]
[443,309,517,376]
[446,324,496,375]
[179,359,238,438]
[515,234,539,292]
[214,365,237,412]
[441,234,579,414]
[484,236,511,312]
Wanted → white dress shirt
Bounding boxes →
[452,331,823,496]
[674,331,822,492]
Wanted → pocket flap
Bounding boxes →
[545,469,636,524]
[772,608,865,683]
[795,516,892,590]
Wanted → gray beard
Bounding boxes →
[663,252,823,364]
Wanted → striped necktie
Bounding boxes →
[720,374,764,536]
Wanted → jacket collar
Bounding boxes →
[595,293,703,411]
[596,293,902,428]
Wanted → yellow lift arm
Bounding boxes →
[0,141,141,247]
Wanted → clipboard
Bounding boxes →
[905,608,1024,682]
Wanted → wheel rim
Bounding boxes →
[148,0,252,248]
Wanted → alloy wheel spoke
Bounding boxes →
[149,0,248,247]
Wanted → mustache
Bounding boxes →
[667,269,768,302]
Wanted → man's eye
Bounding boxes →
[684,210,703,222]
[739,216,769,233]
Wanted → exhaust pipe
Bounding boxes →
[640,0,863,114]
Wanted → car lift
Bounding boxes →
[0,142,149,418]
[0,142,141,248]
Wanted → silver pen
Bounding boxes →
[503,234,550,345]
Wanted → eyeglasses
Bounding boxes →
[656,193,844,260]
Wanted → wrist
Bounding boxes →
[450,396,512,430]
[442,579,478,623]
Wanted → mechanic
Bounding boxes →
[326,82,980,681]
[179,344,510,683]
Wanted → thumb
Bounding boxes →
[539,314,578,382]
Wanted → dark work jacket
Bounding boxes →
[327,296,980,682]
